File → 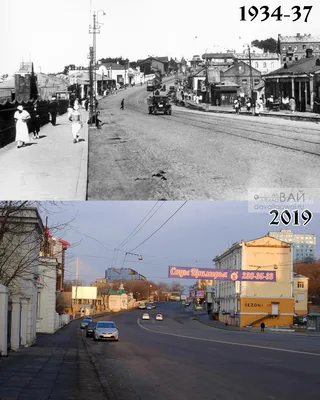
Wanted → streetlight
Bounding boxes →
[244,43,255,115]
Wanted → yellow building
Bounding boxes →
[293,272,309,316]
[213,236,295,328]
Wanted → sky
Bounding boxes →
[43,201,320,286]
[1,0,319,75]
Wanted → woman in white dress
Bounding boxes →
[14,105,31,148]
[69,104,83,143]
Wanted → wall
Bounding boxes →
[239,297,294,327]
[241,237,293,298]
[36,258,58,334]
[293,276,308,315]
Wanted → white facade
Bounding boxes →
[72,286,97,300]
[36,257,58,334]
[0,207,44,351]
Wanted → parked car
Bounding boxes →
[86,322,97,337]
[156,314,163,321]
[147,95,172,115]
[142,313,150,320]
[94,321,119,341]
[80,317,93,329]
[138,302,146,309]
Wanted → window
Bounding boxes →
[263,62,267,68]
[283,57,286,62]
[289,56,292,61]
[294,46,298,50]
[271,62,274,68]
[254,79,260,85]
[255,62,259,68]
[297,282,304,288]
[282,46,286,51]
[303,45,306,49]
[288,46,292,51]
[295,56,298,61]
[242,79,248,84]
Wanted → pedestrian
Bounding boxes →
[120,99,124,110]
[255,97,263,116]
[69,104,83,144]
[49,96,59,125]
[31,102,41,139]
[14,105,31,148]
[87,111,103,129]
[289,97,296,113]
[233,98,240,114]
[260,322,265,332]
[246,97,251,112]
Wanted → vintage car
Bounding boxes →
[147,95,172,115]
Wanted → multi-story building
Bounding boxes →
[267,230,316,261]
[293,272,309,316]
[279,33,320,64]
[105,267,147,282]
[212,235,295,328]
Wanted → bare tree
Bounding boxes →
[0,201,76,297]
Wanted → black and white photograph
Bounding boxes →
[1,0,320,399]
[0,0,320,200]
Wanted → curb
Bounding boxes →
[183,102,320,122]
[80,333,116,400]
[80,308,137,399]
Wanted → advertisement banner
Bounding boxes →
[168,266,276,282]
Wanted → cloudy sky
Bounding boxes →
[42,201,320,286]
[1,0,319,74]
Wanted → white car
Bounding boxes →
[94,321,119,342]
[156,314,163,321]
[142,313,150,320]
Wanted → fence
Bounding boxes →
[0,99,68,149]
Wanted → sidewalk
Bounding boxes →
[196,314,320,336]
[0,110,89,200]
[181,99,320,123]
[0,320,107,400]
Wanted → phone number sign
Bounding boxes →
[168,266,276,282]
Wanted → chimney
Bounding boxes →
[306,48,313,58]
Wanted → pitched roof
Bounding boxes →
[265,56,320,76]
[279,34,320,43]
[203,53,235,59]
[100,63,126,70]
[156,56,169,63]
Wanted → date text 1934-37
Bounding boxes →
[240,6,313,22]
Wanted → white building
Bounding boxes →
[72,286,97,316]
[267,229,316,261]
[0,207,44,353]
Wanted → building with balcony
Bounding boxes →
[267,230,316,261]
[279,33,320,65]
[212,235,295,328]
[105,268,147,282]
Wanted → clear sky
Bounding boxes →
[1,0,319,74]
[44,201,320,286]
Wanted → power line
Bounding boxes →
[129,201,188,252]
[113,201,164,267]
[116,201,162,250]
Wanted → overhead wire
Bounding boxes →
[129,201,188,252]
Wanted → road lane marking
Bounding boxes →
[137,319,320,357]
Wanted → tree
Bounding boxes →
[0,201,74,297]
[251,38,277,53]
[99,57,129,66]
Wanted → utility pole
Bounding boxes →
[75,257,79,314]
[88,46,94,126]
[248,45,255,115]
[89,12,101,122]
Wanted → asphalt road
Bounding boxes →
[85,302,320,400]
[87,83,320,200]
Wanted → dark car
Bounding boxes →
[80,317,93,329]
[86,322,97,337]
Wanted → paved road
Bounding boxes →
[0,319,106,400]
[85,302,320,400]
[88,84,320,200]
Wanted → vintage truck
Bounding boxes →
[147,95,172,115]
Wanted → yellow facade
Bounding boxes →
[293,274,309,315]
[240,236,295,327]
[239,298,295,327]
